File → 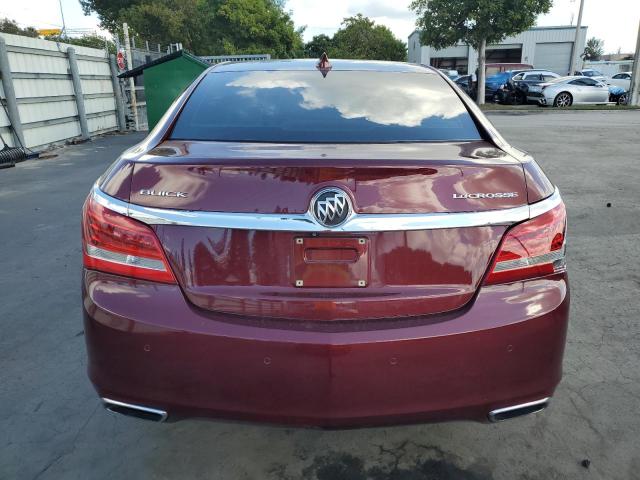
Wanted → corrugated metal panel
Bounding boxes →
[77,59,110,76]
[85,97,116,115]
[0,84,9,127]
[88,114,117,133]
[24,121,80,149]
[432,45,468,58]
[534,43,573,74]
[18,100,77,124]
[12,78,75,99]
[0,32,119,149]
[82,79,113,95]
[7,52,69,74]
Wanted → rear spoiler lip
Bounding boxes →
[91,182,561,233]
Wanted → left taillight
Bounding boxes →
[82,194,176,284]
[484,202,567,285]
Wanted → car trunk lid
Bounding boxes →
[128,140,527,321]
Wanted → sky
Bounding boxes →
[1,0,639,53]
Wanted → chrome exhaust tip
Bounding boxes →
[102,397,168,422]
[488,397,550,422]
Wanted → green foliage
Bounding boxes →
[45,34,116,54]
[80,0,304,57]
[304,34,334,59]
[0,18,39,38]
[304,14,406,61]
[80,0,135,32]
[582,37,604,61]
[410,0,552,50]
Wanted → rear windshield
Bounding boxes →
[170,70,481,143]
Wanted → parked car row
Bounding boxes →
[526,76,611,106]
[452,65,632,107]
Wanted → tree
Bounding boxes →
[80,0,136,32]
[304,34,334,59]
[315,14,406,61]
[80,0,304,57]
[582,37,604,61]
[410,0,551,105]
[44,34,116,54]
[0,18,39,38]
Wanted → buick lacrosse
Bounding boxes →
[83,58,569,427]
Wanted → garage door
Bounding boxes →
[534,42,573,75]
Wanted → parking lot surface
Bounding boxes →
[1,110,639,480]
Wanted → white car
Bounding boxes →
[527,76,610,107]
[575,69,607,83]
[608,72,631,90]
[438,69,460,80]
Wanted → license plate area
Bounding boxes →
[293,237,369,288]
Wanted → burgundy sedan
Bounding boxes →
[82,59,569,427]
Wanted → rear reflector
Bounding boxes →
[484,202,566,285]
[82,195,176,283]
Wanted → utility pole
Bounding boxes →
[123,23,139,131]
[569,0,585,75]
[477,39,486,106]
[630,20,640,106]
[58,0,67,37]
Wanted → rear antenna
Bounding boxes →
[316,52,332,78]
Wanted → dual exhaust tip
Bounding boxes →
[102,397,167,422]
[102,396,550,424]
[488,397,550,422]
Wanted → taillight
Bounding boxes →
[484,202,566,285]
[82,194,176,283]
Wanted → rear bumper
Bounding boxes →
[83,270,570,427]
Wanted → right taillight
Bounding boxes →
[82,194,176,284]
[484,202,566,285]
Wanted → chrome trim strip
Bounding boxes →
[86,244,166,271]
[529,189,562,218]
[488,397,550,422]
[493,244,566,272]
[102,397,168,422]
[91,186,561,232]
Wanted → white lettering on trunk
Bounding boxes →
[140,189,188,198]
[452,192,519,199]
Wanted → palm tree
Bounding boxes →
[582,37,604,61]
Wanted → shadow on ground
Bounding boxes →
[269,441,492,480]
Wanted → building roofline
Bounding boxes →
[409,24,588,39]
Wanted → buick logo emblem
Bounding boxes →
[311,188,351,227]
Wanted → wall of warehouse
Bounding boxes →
[0,33,121,151]
[409,26,588,76]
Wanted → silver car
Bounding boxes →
[527,76,610,107]
[608,72,631,90]
[575,69,607,83]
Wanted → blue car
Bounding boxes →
[484,71,514,100]
[608,84,628,105]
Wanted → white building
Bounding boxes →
[408,26,588,76]
[583,60,634,77]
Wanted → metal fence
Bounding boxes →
[0,32,126,151]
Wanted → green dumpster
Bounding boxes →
[119,51,209,130]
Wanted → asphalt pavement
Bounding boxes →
[1,110,639,479]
